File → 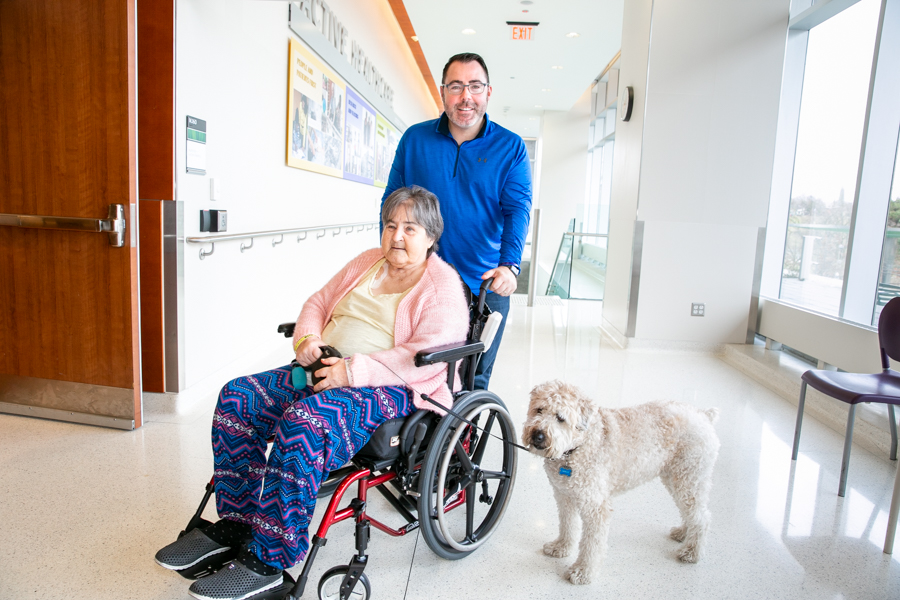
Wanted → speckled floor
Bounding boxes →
[1,300,899,599]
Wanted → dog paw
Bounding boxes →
[669,526,686,543]
[677,545,699,563]
[543,540,572,558]
[565,564,594,585]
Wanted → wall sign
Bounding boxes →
[288,38,345,177]
[186,116,207,175]
[288,2,405,132]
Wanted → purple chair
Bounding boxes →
[791,296,900,498]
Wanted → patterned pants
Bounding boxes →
[212,365,413,569]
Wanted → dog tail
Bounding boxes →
[703,407,720,424]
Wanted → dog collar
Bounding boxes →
[547,446,579,462]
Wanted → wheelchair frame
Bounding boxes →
[176,280,518,600]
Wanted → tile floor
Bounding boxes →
[2,300,899,600]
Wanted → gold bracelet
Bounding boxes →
[293,333,316,352]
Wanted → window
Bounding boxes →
[778,0,881,316]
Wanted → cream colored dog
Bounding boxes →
[522,380,720,584]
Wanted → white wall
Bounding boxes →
[174,0,436,390]
[604,0,791,344]
[534,88,592,285]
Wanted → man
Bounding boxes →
[382,52,532,390]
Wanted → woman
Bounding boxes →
[155,186,470,600]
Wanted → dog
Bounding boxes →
[522,380,720,584]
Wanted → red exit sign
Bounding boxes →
[508,21,538,41]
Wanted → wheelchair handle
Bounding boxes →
[478,277,493,314]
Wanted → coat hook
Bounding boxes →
[241,237,254,253]
[297,231,308,242]
[344,226,354,235]
[356,225,365,232]
[200,242,215,260]
[272,234,284,247]
[316,230,326,239]
[332,227,341,236]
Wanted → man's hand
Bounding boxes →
[313,356,350,392]
[481,266,518,296]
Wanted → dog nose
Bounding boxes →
[531,430,546,449]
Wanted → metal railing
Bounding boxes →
[546,231,608,300]
[185,221,379,259]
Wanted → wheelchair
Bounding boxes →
[173,279,518,600]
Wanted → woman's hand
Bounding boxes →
[313,357,350,392]
[295,335,326,367]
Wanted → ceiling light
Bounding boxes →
[552,65,563,70]
[410,35,418,42]
[541,88,550,92]
[565,32,580,38]
[462,28,476,35]
[534,104,542,108]
[520,1,533,4]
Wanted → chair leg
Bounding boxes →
[792,382,808,461]
[839,404,857,498]
[884,456,900,554]
[889,404,898,461]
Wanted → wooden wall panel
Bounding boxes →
[137,0,175,393]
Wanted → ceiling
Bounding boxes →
[402,0,624,138]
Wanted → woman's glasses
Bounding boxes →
[442,81,488,95]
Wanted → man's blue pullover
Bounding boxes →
[382,113,532,293]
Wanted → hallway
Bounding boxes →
[1,299,898,599]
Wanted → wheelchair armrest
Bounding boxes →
[278,322,296,338]
[415,341,484,366]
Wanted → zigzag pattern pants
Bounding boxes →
[211,365,412,569]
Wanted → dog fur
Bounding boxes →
[522,380,720,584]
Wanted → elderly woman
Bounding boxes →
[156,186,470,600]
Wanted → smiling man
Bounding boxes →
[382,52,532,390]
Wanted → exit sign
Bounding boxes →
[508,21,538,41]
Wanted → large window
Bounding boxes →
[779,0,881,316]
[874,133,900,324]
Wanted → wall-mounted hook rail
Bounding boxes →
[200,242,215,260]
[185,221,378,259]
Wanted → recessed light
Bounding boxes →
[552,65,563,70]
[529,117,536,120]
[410,35,418,42]
[541,88,550,92]
[534,104,542,108]
[462,28,476,35]
[565,32,580,38]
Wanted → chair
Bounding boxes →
[791,297,900,502]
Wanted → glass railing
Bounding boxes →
[546,232,607,300]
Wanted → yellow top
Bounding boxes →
[322,259,411,356]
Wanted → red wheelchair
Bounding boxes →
[173,280,518,600]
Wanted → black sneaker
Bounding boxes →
[155,520,250,571]
[187,559,283,600]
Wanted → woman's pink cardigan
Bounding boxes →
[293,248,470,412]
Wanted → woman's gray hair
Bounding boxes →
[381,186,443,256]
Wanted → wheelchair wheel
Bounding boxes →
[417,390,517,560]
[317,566,371,600]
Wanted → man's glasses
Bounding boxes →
[442,81,488,95]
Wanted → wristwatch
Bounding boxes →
[502,264,521,278]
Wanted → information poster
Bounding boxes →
[374,114,400,188]
[287,38,346,177]
[342,88,376,185]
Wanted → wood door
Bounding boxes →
[0,0,141,428]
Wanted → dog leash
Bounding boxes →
[366,356,532,453]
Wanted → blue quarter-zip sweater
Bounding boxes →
[382,113,532,293]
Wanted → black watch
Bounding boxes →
[503,264,521,278]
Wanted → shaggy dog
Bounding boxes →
[522,380,720,584]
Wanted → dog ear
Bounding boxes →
[576,397,596,431]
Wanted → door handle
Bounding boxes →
[0,203,126,247]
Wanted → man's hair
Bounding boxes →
[441,52,490,84]
[381,186,443,257]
